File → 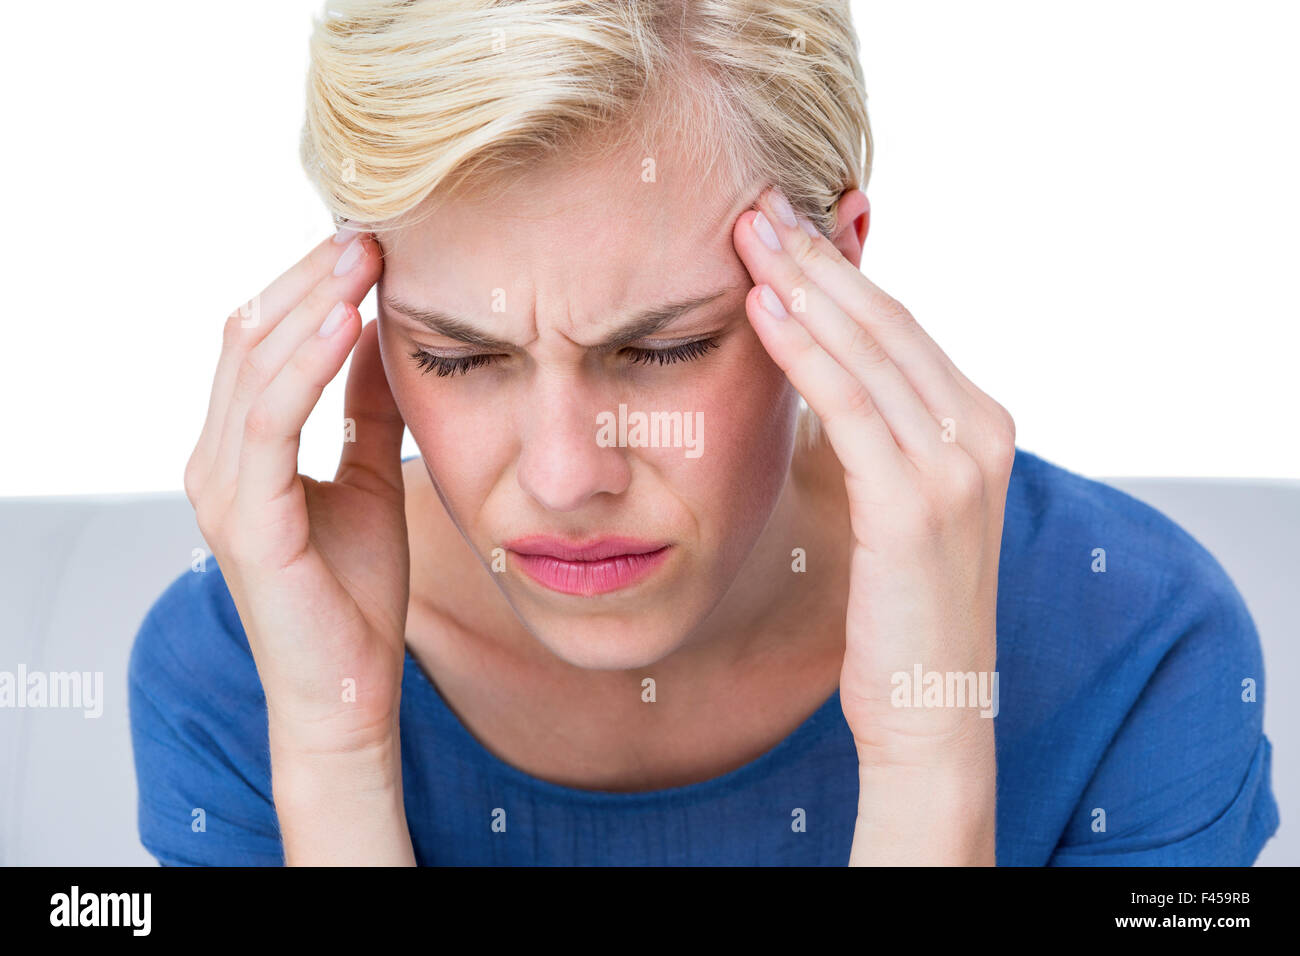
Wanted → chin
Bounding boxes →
[523,614,691,672]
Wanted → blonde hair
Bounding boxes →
[300,0,873,447]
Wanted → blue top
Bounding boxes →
[128,448,1280,865]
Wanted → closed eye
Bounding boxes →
[622,338,720,366]
[409,351,495,377]
[409,337,721,377]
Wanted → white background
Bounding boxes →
[1,0,1296,496]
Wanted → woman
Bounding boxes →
[128,0,1278,865]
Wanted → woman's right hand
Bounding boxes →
[183,229,410,764]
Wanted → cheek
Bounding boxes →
[407,398,504,496]
[704,324,799,461]
[380,343,504,498]
[656,333,799,536]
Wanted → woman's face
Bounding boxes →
[373,148,800,670]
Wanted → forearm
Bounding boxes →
[850,746,997,866]
[270,730,416,866]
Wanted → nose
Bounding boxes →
[515,375,632,512]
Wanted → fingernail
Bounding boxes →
[333,237,364,275]
[798,216,819,238]
[768,189,797,228]
[333,225,360,244]
[758,284,787,319]
[752,212,782,251]
[318,301,349,337]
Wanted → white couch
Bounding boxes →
[2,475,1295,865]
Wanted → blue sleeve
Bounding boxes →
[127,570,286,866]
[1047,556,1280,866]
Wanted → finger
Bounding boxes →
[744,281,913,497]
[752,188,1008,463]
[778,192,998,424]
[234,301,363,541]
[239,226,369,340]
[815,251,1009,451]
[189,228,371,495]
[336,318,406,500]
[791,194,1012,451]
[754,188,979,432]
[736,202,958,467]
[211,233,383,505]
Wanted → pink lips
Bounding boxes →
[504,535,672,596]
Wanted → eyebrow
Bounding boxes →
[381,284,748,352]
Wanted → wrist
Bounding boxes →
[271,731,403,800]
[266,693,402,762]
[853,709,995,773]
[270,730,414,866]
[852,745,997,866]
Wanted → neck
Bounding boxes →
[672,429,852,679]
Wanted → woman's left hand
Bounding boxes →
[733,187,1016,864]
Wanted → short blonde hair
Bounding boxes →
[300,0,873,446]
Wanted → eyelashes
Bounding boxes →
[409,351,495,377]
[624,338,720,366]
[409,337,721,378]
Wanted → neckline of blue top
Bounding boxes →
[401,646,848,804]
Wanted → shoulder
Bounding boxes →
[997,448,1278,864]
[129,555,262,712]
[1005,445,1222,577]
[1001,446,1256,661]
[128,559,281,865]
[1000,445,1265,719]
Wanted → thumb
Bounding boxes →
[336,318,406,499]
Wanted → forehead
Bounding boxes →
[376,140,759,328]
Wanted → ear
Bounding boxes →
[827,188,870,269]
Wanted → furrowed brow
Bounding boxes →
[380,301,513,350]
[381,285,746,352]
